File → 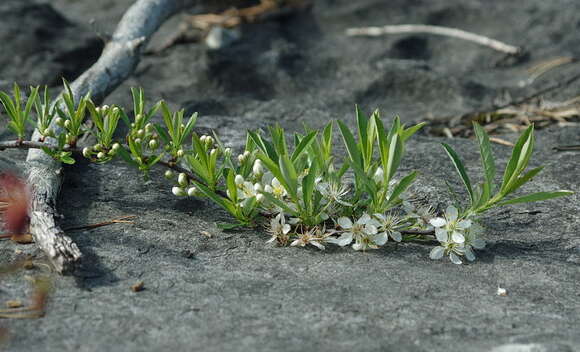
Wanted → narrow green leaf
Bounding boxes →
[442,143,474,205]
[153,123,171,145]
[259,191,299,216]
[291,130,317,162]
[500,125,534,192]
[498,190,573,206]
[401,122,426,142]
[190,179,236,214]
[386,171,418,205]
[337,120,362,168]
[503,166,544,196]
[473,122,496,192]
[278,154,298,199]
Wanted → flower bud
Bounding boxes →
[102,105,109,111]
[111,143,121,152]
[200,135,207,143]
[149,139,159,150]
[178,173,188,187]
[210,148,218,157]
[237,154,245,163]
[63,120,72,129]
[373,167,384,184]
[243,150,250,158]
[82,147,92,158]
[145,123,154,133]
[136,129,145,138]
[205,136,214,147]
[135,114,143,124]
[55,117,64,127]
[234,174,244,185]
[97,152,105,159]
[112,107,120,114]
[224,147,232,157]
[253,183,263,192]
[252,160,263,175]
[134,138,142,144]
[172,186,186,197]
[164,170,174,179]
[256,193,265,203]
[187,187,198,197]
[94,143,103,151]
[176,149,185,158]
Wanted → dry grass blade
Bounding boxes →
[64,215,136,232]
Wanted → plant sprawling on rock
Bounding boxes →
[0,82,573,264]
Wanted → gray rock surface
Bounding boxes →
[0,0,579,351]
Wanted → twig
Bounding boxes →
[346,24,522,55]
[23,0,200,274]
[489,137,514,147]
[64,215,136,232]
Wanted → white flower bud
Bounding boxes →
[55,117,64,126]
[164,170,174,179]
[102,105,109,111]
[172,186,186,197]
[200,135,207,143]
[136,129,145,138]
[134,138,142,144]
[234,174,244,185]
[253,183,263,192]
[210,148,218,157]
[112,107,120,114]
[187,187,198,197]
[264,185,273,193]
[205,136,214,146]
[111,143,121,152]
[82,147,92,158]
[224,147,232,156]
[97,152,105,159]
[64,120,72,129]
[243,150,250,158]
[94,143,102,151]
[176,149,185,158]
[135,114,143,123]
[145,123,154,133]
[178,173,188,187]
[252,160,263,175]
[237,154,245,163]
[373,167,384,184]
[149,139,159,150]
[256,193,265,203]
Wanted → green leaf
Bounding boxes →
[116,146,139,167]
[259,191,299,216]
[153,123,171,145]
[442,143,474,205]
[60,154,76,164]
[401,122,426,142]
[190,179,237,215]
[473,122,496,191]
[502,166,544,196]
[291,130,317,162]
[278,154,298,199]
[337,120,362,168]
[500,125,534,193]
[498,191,573,206]
[387,171,418,205]
[301,160,318,212]
[385,133,403,182]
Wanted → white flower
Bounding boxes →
[330,214,382,251]
[405,204,436,230]
[290,226,330,250]
[267,213,291,245]
[237,181,257,200]
[264,177,287,199]
[429,206,471,244]
[178,173,189,187]
[317,181,352,206]
[373,212,404,242]
[463,223,486,262]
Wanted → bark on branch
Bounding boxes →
[25,0,199,274]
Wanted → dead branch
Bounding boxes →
[346,24,522,55]
[25,0,199,274]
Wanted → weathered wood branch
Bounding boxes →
[346,24,522,55]
[25,0,199,274]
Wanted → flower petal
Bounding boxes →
[429,217,446,228]
[290,239,301,247]
[452,231,465,244]
[372,232,388,246]
[365,224,378,235]
[352,242,363,251]
[449,252,462,264]
[435,228,448,242]
[472,238,486,249]
[430,246,445,260]
[311,241,325,250]
[464,247,476,261]
[337,217,352,229]
[282,224,291,234]
[391,231,402,242]
[336,232,353,246]
[446,206,458,222]
[457,219,472,229]
[358,213,371,224]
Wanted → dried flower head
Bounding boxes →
[0,173,30,234]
